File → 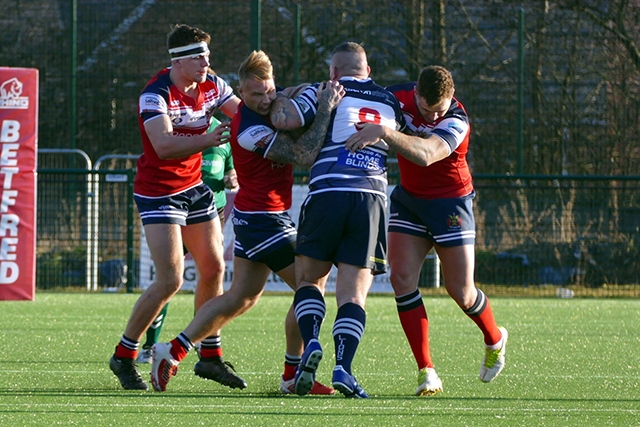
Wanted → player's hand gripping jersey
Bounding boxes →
[388,82,472,199]
[134,69,235,197]
[293,77,404,198]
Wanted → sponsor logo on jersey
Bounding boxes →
[190,114,205,123]
[144,96,160,106]
[0,77,29,109]
[172,131,196,137]
[338,147,384,171]
[249,126,269,139]
[254,135,271,150]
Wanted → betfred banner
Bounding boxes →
[0,68,38,300]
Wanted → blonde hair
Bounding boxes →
[238,50,273,84]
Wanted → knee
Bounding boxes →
[209,257,225,275]
[235,294,260,316]
[390,269,418,295]
[447,287,477,310]
[199,259,225,283]
[149,277,182,299]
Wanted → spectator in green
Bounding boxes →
[137,116,237,364]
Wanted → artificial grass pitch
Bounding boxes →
[0,292,638,426]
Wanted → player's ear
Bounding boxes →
[329,66,338,81]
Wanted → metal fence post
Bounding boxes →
[94,154,140,292]
[426,251,441,288]
[127,168,136,292]
[37,148,93,290]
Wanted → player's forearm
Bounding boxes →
[289,104,332,166]
[147,116,228,159]
[152,133,218,159]
[270,94,304,130]
[267,104,331,166]
[268,81,343,165]
[385,130,450,167]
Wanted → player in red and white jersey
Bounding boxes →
[346,66,508,396]
[228,95,293,212]
[149,50,344,394]
[109,24,240,392]
[389,81,473,199]
[134,69,236,196]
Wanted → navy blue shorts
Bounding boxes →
[295,191,387,274]
[232,209,297,271]
[387,185,476,247]
[134,183,218,226]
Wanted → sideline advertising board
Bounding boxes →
[138,187,395,293]
[0,68,38,300]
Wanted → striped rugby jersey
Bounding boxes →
[293,77,404,199]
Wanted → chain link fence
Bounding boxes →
[5,1,639,295]
[36,151,640,296]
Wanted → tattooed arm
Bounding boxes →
[270,92,305,130]
[269,83,310,130]
[266,80,344,166]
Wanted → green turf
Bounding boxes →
[0,292,638,426]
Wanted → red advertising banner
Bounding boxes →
[0,68,38,300]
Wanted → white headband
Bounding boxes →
[169,41,209,61]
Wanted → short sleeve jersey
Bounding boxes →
[134,68,235,197]
[388,82,473,199]
[293,78,404,199]
[229,101,293,212]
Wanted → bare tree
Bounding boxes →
[432,0,447,65]
[558,0,640,73]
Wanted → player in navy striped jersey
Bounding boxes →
[109,24,240,391]
[345,65,508,395]
[272,42,404,398]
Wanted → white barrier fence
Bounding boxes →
[138,185,439,293]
